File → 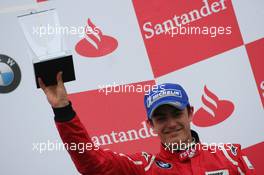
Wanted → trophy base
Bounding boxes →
[34,55,75,88]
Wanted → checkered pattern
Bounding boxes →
[32,0,264,174]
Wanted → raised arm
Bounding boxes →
[38,72,146,175]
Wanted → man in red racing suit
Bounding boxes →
[39,73,256,175]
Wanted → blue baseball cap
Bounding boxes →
[144,83,190,119]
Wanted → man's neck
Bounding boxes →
[172,135,195,152]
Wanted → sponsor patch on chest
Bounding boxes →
[205,169,229,175]
[155,160,172,169]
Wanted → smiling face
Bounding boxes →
[149,104,194,145]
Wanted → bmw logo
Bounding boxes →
[156,160,172,169]
[0,54,21,93]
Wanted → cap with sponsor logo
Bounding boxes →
[144,83,189,119]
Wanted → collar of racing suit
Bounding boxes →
[159,130,201,162]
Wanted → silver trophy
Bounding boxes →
[18,8,75,88]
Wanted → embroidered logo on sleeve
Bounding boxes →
[142,152,151,162]
[230,145,238,156]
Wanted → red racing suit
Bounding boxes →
[53,103,256,175]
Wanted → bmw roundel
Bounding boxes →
[0,54,21,93]
[156,160,172,169]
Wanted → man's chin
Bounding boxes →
[166,138,182,145]
[167,135,189,145]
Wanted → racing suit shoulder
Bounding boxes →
[218,143,256,175]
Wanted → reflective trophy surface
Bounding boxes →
[18,8,75,88]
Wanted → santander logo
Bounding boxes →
[192,86,234,127]
[75,18,118,57]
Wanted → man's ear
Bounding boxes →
[188,106,194,122]
[147,119,158,135]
